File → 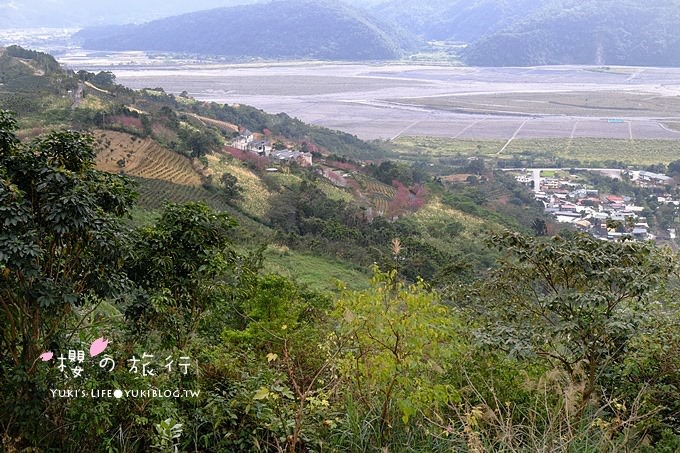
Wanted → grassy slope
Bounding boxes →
[124,136,497,290]
[263,245,370,292]
[95,130,202,185]
[98,124,513,291]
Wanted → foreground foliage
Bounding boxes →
[2,110,680,451]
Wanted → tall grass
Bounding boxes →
[327,371,661,452]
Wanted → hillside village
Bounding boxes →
[514,168,679,242]
[231,128,313,167]
[229,126,367,190]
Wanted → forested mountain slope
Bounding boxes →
[463,0,680,66]
[374,0,680,66]
[75,0,413,61]
[0,46,526,284]
[372,0,545,43]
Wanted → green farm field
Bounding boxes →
[394,136,680,166]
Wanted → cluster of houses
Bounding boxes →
[231,129,313,167]
[634,170,673,187]
[515,168,679,242]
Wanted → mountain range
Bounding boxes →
[373,0,680,66]
[372,0,547,43]
[0,0,383,28]
[459,0,680,66]
[13,0,680,66]
[74,0,410,61]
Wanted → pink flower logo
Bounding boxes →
[89,337,109,357]
[39,351,53,361]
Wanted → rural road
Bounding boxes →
[498,119,528,154]
[71,81,83,109]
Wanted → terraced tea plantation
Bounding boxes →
[95,131,202,185]
[131,177,229,211]
[353,174,396,215]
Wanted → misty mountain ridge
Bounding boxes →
[15,0,680,66]
[376,0,680,66]
[372,0,547,43]
[461,0,680,66]
[75,0,412,61]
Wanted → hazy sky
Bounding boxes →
[1,0,259,27]
[0,0,388,28]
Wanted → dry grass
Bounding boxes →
[186,113,238,133]
[441,174,475,183]
[94,130,202,186]
[663,122,680,132]
[394,137,504,157]
[78,95,107,111]
[265,170,302,188]
[439,371,659,453]
[317,179,355,203]
[414,199,485,235]
[205,154,272,218]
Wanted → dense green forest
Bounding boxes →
[375,0,680,66]
[462,0,680,66]
[373,0,546,43]
[3,47,680,451]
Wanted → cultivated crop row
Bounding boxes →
[131,141,201,186]
[134,177,230,211]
